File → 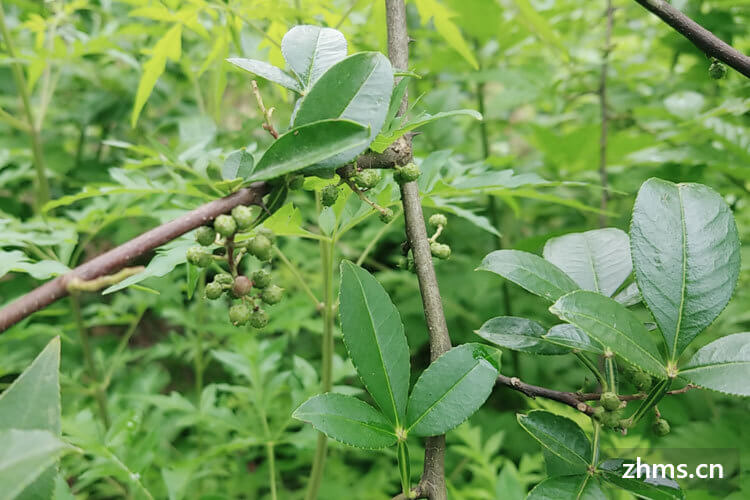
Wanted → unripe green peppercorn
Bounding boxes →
[379,208,395,224]
[214,273,233,286]
[205,282,223,300]
[709,60,727,80]
[251,269,272,289]
[653,418,670,436]
[599,409,622,429]
[232,276,252,297]
[249,235,272,261]
[354,169,381,189]
[288,174,304,190]
[214,214,237,238]
[261,284,283,305]
[187,246,212,268]
[231,205,254,231]
[429,214,447,228]
[250,308,269,328]
[395,163,420,183]
[229,304,251,326]
[195,226,216,246]
[633,371,652,391]
[600,391,621,411]
[257,227,276,243]
[321,184,339,207]
[430,242,451,260]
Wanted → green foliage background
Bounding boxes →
[1,0,749,498]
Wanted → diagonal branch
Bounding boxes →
[633,0,750,78]
[0,183,270,332]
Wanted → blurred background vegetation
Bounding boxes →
[0,0,749,498]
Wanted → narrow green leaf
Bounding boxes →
[476,316,569,355]
[293,52,393,172]
[281,25,347,89]
[406,343,499,437]
[517,410,591,469]
[544,324,603,355]
[221,149,255,181]
[527,474,605,500]
[292,393,397,449]
[543,228,632,297]
[250,119,370,182]
[599,459,685,500]
[680,332,750,396]
[370,109,482,153]
[550,291,668,378]
[0,429,73,500]
[508,0,568,60]
[226,58,302,93]
[413,0,479,68]
[339,261,410,425]
[631,178,740,360]
[478,249,579,302]
[383,78,409,133]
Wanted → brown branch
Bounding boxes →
[633,0,750,78]
[598,0,613,227]
[496,374,597,416]
[0,183,270,332]
[356,135,413,169]
[386,2,451,500]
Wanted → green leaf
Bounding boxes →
[543,228,632,297]
[370,109,482,153]
[517,410,591,469]
[599,459,685,500]
[0,338,62,500]
[613,282,641,307]
[226,58,302,93]
[414,0,479,68]
[508,0,568,61]
[221,149,255,181]
[478,250,579,302]
[293,52,393,172]
[292,393,397,449]
[406,343,499,437]
[104,240,193,294]
[383,77,409,133]
[0,429,73,500]
[631,178,740,361]
[476,316,569,355]
[680,332,750,396]
[249,119,370,181]
[544,324,603,355]
[550,291,668,378]
[527,474,605,500]
[339,261,410,425]
[281,25,347,90]
[131,24,182,127]
[254,203,324,240]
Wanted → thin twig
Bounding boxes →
[632,0,750,78]
[342,177,389,216]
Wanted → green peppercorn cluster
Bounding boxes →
[428,213,451,260]
[709,59,727,80]
[624,365,653,392]
[394,163,420,183]
[186,205,285,329]
[594,391,628,430]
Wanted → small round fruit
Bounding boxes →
[379,208,395,224]
[257,227,276,243]
[250,308,269,328]
[599,409,622,429]
[187,246,212,268]
[428,214,447,228]
[214,214,237,238]
[232,276,252,297]
[600,392,621,411]
[231,205,254,231]
[288,174,304,190]
[251,269,272,289]
[229,304,251,326]
[261,284,283,305]
[249,235,272,261]
[653,418,670,436]
[633,371,652,391]
[709,60,727,80]
[205,282,223,300]
[214,273,234,286]
[355,169,381,189]
[321,184,339,207]
[395,163,420,183]
[430,242,451,260]
[195,226,216,246]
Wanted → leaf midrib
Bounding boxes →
[519,417,589,466]
[294,411,396,437]
[681,360,750,373]
[672,185,688,361]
